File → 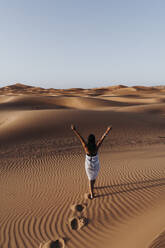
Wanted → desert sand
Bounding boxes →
[0,83,165,248]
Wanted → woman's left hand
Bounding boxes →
[107,126,112,132]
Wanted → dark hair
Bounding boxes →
[88,134,95,144]
[87,134,96,153]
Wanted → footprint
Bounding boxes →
[69,216,88,230]
[70,203,86,213]
[39,238,65,248]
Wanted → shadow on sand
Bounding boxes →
[94,177,165,198]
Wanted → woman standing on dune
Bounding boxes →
[71,125,112,199]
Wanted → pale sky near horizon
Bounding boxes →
[0,0,165,89]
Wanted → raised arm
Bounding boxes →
[71,124,87,150]
[96,126,112,149]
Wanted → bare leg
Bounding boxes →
[89,180,95,198]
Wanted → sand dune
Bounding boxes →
[115,103,165,114]
[0,84,165,248]
[0,95,136,112]
[1,83,165,96]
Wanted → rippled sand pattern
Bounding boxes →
[0,84,165,248]
[1,148,165,248]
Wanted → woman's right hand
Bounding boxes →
[71,124,76,131]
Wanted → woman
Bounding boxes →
[71,124,112,199]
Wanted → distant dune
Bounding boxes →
[0,83,165,96]
[0,83,165,116]
[0,83,165,248]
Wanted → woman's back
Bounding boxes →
[86,143,97,156]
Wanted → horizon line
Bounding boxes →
[1,82,165,90]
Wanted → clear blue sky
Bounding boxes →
[0,0,165,89]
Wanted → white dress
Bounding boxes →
[85,154,100,180]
